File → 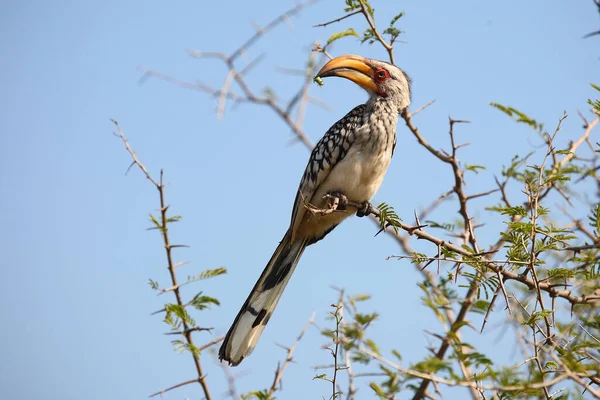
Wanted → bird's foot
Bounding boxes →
[356,201,373,217]
[326,191,348,211]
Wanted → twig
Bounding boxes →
[198,336,225,352]
[267,312,315,397]
[220,363,240,400]
[408,100,436,118]
[331,304,343,400]
[149,378,200,398]
[559,116,599,168]
[314,10,362,27]
[112,120,213,400]
[402,108,452,163]
[230,0,317,61]
[165,326,213,335]
[358,1,394,64]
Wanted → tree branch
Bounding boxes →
[112,120,213,400]
[268,312,315,397]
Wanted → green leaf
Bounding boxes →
[441,247,458,259]
[555,149,573,155]
[326,28,359,46]
[361,28,377,44]
[411,356,452,374]
[241,390,273,400]
[350,293,371,302]
[383,11,405,44]
[489,103,543,133]
[148,279,160,290]
[376,202,402,234]
[166,215,182,223]
[461,244,475,254]
[547,268,576,279]
[149,213,164,232]
[523,310,554,326]
[409,251,428,264]
[164,303,196,328]
[486,205,527,217]
[545,361,558,370]
[363,338,380,354]
[536,205,550,216]
[343,0,362,12]
[189,292,220,310]
[465,164,486,174]
[389,12,405,27]
[369,382,386,397]
[195,267,227,281]
[471,299,490,315]
[425,220,456,232]
[361,0,375,18]
[589,203,600,237]
[588,83,600,112]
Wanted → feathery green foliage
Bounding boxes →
[376,202,401,234]
[326,28,359,46]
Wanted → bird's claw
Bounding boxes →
[356,201,373,218]
[326,191,348,211]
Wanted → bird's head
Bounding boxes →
[315,54,411,113]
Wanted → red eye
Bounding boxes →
[374,68,389,82]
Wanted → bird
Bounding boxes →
[219,54,411,366]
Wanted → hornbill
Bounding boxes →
[219,54,411,366]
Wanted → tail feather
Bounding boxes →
[219,230,308,366]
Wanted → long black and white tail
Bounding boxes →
[219,230,308,366]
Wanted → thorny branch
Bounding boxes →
[112,120,216,400]
[330,303,343,400]
[337,289,357,400]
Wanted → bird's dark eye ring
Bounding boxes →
[377,71,386,78]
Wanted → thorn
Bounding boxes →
[125,161,136,175]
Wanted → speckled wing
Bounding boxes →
[289,104,366,240]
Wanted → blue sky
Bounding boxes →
[1,1,598,399]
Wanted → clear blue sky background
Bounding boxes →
[1,1,598,399]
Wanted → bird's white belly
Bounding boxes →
[314,144,391,205]
[296,144,392,240]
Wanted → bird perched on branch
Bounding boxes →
[219,54,411,366]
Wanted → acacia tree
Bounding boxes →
[115,1,600,399]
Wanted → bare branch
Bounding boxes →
[230,0,317,61]
[314,10,362,27]
[559,116,599,167]
[408,99,437,118]
[268,313,315,397]
[149,378,200,398]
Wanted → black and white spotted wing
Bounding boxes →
[289,104,366,238]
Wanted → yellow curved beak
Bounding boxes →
[315,54,377,93]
